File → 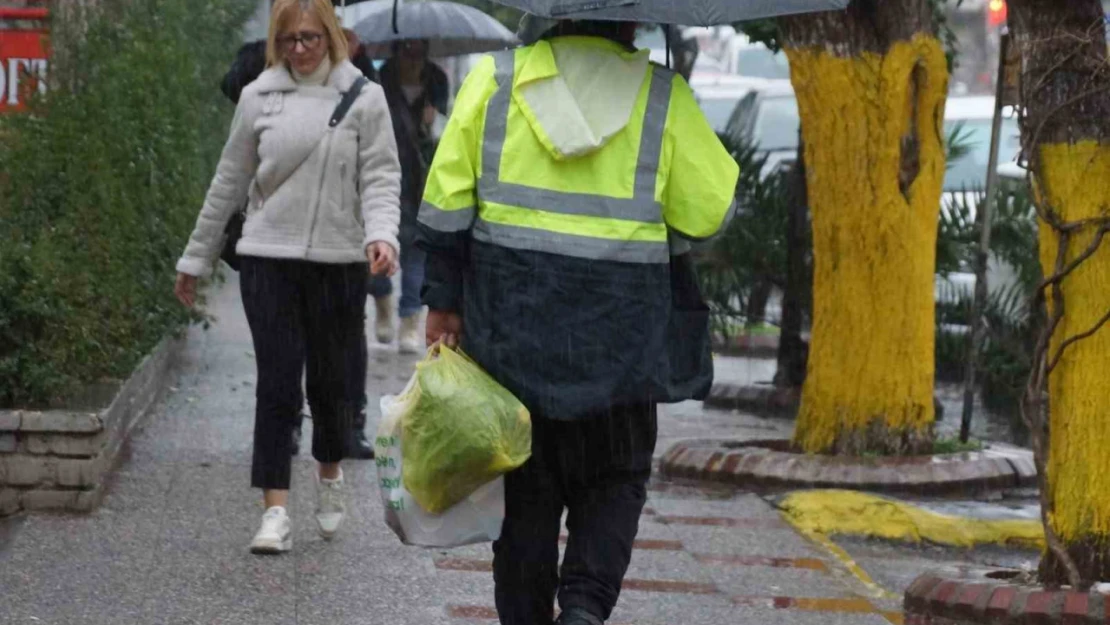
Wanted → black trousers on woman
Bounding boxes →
[240,257,367,490]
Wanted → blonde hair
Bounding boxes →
[266,0,349,68]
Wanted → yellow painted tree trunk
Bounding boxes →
[780,1,948,455]
[1036,143,1110,584]
[1011,0,1110,587]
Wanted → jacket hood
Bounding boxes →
[515,37,651,161]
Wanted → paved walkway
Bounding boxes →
[0,273,1036,625]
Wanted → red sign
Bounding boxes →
[0,28,49,112]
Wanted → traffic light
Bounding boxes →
[987,0,1007,26]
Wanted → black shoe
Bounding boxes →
[346,429,375,459]
[346,398,375,459]
[556,608,603,625]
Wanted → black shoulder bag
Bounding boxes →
[221,77,370,271]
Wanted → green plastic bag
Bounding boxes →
[399,346,532,514]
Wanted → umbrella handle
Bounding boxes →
[392,0,399,34]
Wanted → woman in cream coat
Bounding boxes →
[174,0,401,554]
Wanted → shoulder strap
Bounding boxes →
[330,76,369,128]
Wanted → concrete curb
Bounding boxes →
[705,382,951,424]
[712,333,780,355]
[904,571,1105,624]
[660,439,1037,496]
[0,334,184,515]
[703,382,800,415]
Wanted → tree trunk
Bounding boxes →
[774,137,811,389]
[779,0,947,455]
[745,280,773,327]
[1009,0,1110,588]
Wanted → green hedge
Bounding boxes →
[0,0,256,407]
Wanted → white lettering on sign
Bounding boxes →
[0,58,49,108]
[33,59,48,94]
[8,58,28,106]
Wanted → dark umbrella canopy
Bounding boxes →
[352,0,519,57]
[483,0,849,26]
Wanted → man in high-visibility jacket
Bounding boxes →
[417,17,739,625]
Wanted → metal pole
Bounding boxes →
[959,31,1010,443]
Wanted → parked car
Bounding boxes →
[689,72,776,132]
[720,37,791,80]
[936,96,1027,311]
[721,81,799,177]
[720,84,1029,315]
[942,96,1023,194]
[694,84,756,132]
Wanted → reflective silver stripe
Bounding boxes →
[473,218,669,264]
[417,201,476,232]
[486,56,674,207]
[478,180,662,223]
[477,52,675,263]
[481,51,515,182]
[634,66,672,200]
[480,61,672,220]
[668,232,693,256]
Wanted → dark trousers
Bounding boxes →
[492,403,658,625]
[367,238,426,318]
[240,258,367,490]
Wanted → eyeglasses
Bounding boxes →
[276,31,325,52]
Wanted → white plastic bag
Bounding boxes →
[375,377,505,547]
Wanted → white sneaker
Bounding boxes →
[398,315,421,354]
[374,296,396,344]
[315,470,346,540]
[250,506,292,554]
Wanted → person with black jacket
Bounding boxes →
[222,30,377,104]
[217,27,381,460]
[367,39,449,354]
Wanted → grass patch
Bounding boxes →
[933,436,985,455]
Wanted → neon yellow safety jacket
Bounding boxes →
[415,35,739,419]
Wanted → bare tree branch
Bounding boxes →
[1047,307,1110,375]
[1036,224,1110,294]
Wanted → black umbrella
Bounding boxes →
[352,0,519,57]
[483,0,849,26]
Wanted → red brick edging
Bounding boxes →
[904,572,1107,624]
[704,382,800,414]
[660,439,1037,495]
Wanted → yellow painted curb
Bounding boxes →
[778,490,1044,550]
[799,526,898,600]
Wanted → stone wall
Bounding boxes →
[0,336,181,515]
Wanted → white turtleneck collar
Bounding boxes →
[291,57,332,86]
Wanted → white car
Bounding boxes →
[690,74,778,132]
[942,96,1023,198]
[720,39,791,81]
[717,84,1027,311]
[720,81,799,177]
[937,97,1027,311]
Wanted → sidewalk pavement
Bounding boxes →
[0,273,1036,625]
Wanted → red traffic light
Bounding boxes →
[987,0,1008,26]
